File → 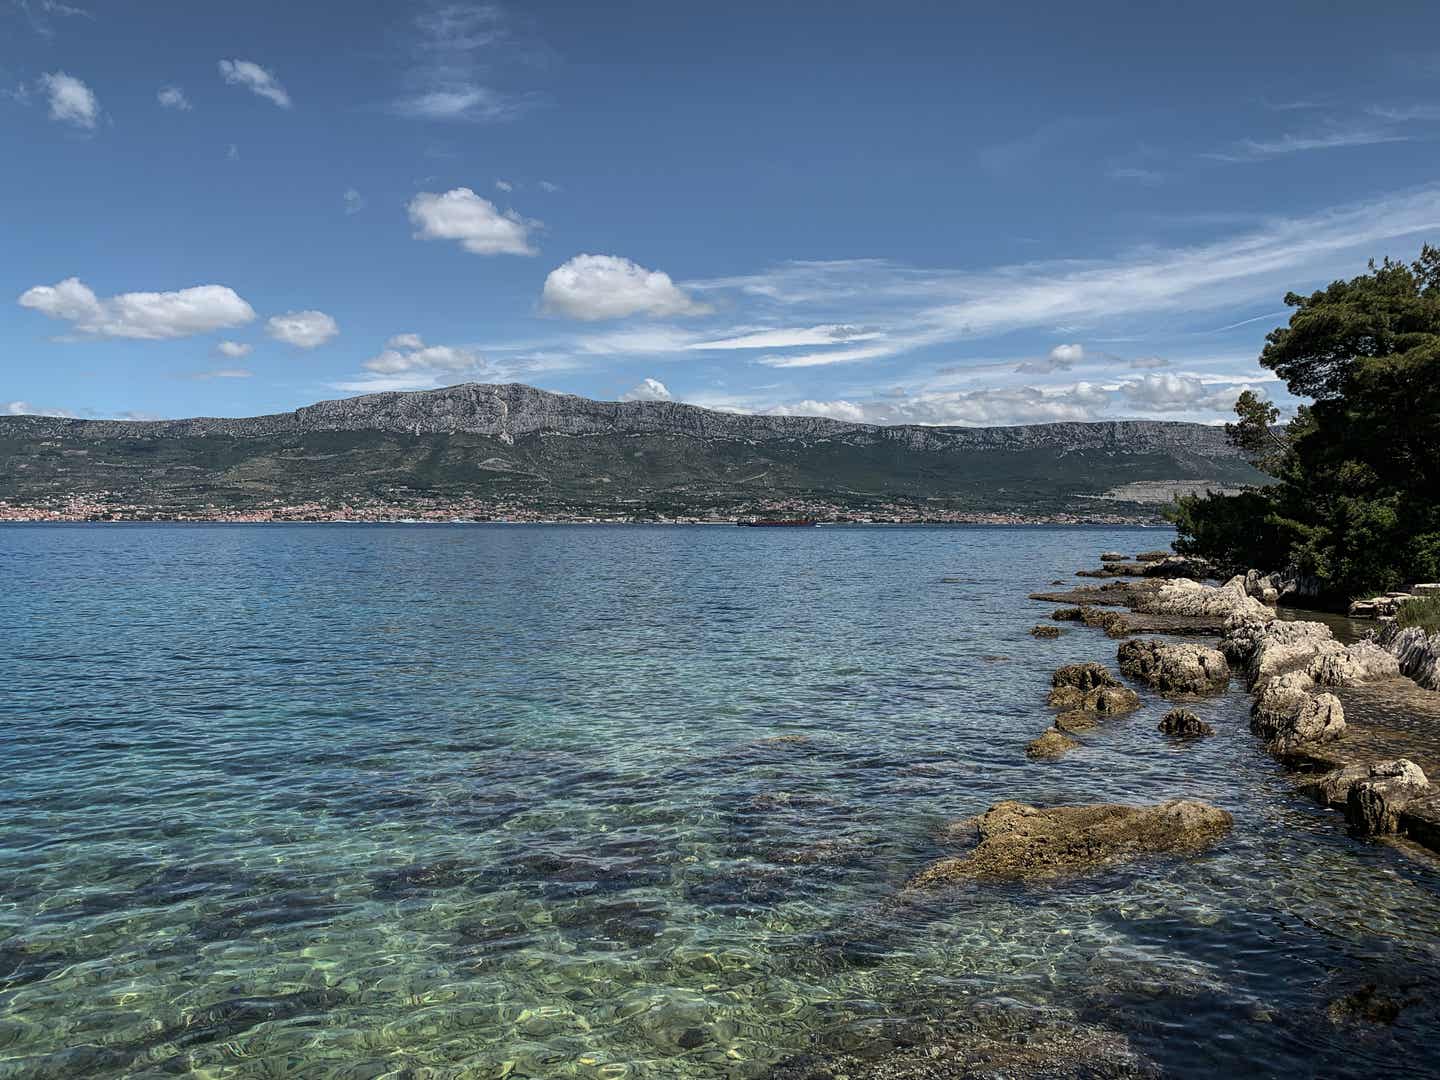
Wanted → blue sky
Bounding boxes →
[5,0,1440,426]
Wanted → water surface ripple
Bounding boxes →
[2,524,1439,1078]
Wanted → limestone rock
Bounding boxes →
[1029,624,1062,639]
[1224,618,1335,685]
[1046,685,1087,709]
[1376,622,1440,691]
[1159,708,1213,738]
[1026,729,1079,759]
[1250,673,1345,750]
[1136,576,1272,622]
[1306,640,1402,687]
[1347,760,1430,835]
[1099,551,1128,562]
[1303,759,1427,810]
[909,799,1233,884]
[1117,638,1229,695]
[1140,555,1213,579]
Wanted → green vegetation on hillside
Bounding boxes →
[1167,245,1440,599]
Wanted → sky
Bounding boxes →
[5,0,1440,427]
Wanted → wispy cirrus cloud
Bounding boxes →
[389,3,543,122]
[218,59,291,109]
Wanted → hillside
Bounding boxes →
[0,383,1266,519]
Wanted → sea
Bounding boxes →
[2,523,1439,1078]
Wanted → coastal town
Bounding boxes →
[0,492,1164,526]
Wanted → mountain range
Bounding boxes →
[0,383,1266,518]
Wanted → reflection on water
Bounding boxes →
[2,523,1440,1078]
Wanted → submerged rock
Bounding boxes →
[908,798,1232,884]
[1117,638,1229,695]
[1029,624,1062,639]
[1327,984,1416,1026]
[1026,729,1079,759]
[1054,708,1101,733]
[1159,708,1213,738]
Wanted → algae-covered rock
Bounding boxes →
[1051,606,1085,621]
[908,798,1232,884]
[1158,708,1213,738]
[1117,638,1229,695]
[1054,708,1101,733]
[1029,624,1062,639]
[1047,685,1087,709]
[1086,685,1141,713]
[1052,662,1121,691]
[1026,729,1079,759]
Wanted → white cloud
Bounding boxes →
[18,277,256,340]
[495,178,513,192]
[772,383,1115,427]
[1016,342,1084,373]
[343,187,365,215]
[11,0,91,37]
[756,341,897,368]
[39,71,98,128]
[688,324,882,350]
[1128,355,1169,369]
[1209,127,1413,162]
[215,340,252,358]
[4,399,76,418]
[538,180,560,192]
[157,85,191,111]
[335,334,488,392]
[266,310,338,348]
[218,59,291,109]
[620,377,673,402]
[192,368,253,379]
[408,187,537,255]
[1118,372,1241,412]
[389,5,533,122]
[541,254,711,321]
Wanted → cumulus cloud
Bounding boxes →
[266,310,339,348]
[1016,342,1084,373]
[620,377,673,402]
[157,85,191,111]
[1118,372,1240,412]
[39,71,99,128]
[343,187,365,215]
[18,277,256,339]
[541,254,711,321]
[408,187,537,255]
[215,340,252,358]
[218,59,291,109]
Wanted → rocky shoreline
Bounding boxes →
[1022,551,1440,858]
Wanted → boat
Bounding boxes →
[737,517,818,527]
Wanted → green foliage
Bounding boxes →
[1172,245,1440,600]
[1396,596,1440,636]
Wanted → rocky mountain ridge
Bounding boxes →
[0,382,1246,456]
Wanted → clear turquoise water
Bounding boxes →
[2,523,1440,1078]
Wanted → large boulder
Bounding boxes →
[1117,639,1229,695]
[1223,618,1335,686]
[1345,760,1431,835]
[1088,685,1141,713]
[909,799,1233,884]
[1251,675,1345,750]
[1302,759,1428,810]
